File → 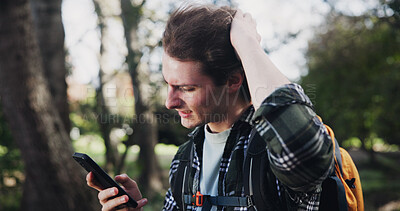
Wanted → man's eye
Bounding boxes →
[180,86,195,92]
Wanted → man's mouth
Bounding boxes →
[178,110,192,118]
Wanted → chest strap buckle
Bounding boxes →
[193,191,204,207]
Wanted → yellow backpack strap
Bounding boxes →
[316,115,364,211]
[316,115,343,173]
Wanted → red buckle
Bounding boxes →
[192,191,204,207]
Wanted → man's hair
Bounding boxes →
[162,4,251,102]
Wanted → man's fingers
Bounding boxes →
[235,9,243,17]
[98,187,118,205]
[115,174,138,190]
[86,172,103,191]
[243,12,257,26]
[233,9,257,27]
[94,174,146,210]
[101,195,127,211]
[136,198,149,209]
[100,194,148,211]
[243,12,252,19]
[235,10,252,19]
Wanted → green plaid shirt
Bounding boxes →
[163,83,334,211]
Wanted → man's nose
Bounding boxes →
[165,88,182,109]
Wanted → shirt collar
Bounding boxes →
[187,105,254,138]
[239,105,255,124]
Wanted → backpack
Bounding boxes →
[317,118,364,211]
[173,118,364,210]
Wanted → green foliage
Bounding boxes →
[301,10,400,148]
[0,106,23,211]
[69,89,102,137]
[342,137,363,148]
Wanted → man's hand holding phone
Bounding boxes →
[86,172,148,211]
[72,152,147,210]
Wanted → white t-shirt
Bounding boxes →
[198,125,231,211]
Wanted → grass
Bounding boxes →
[352,150,400,210]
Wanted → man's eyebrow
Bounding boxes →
[164,81,199,87]
[163,75,199,86]
[162,75,201,87]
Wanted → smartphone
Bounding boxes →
[72,152,138,208]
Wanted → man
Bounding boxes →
[87,4,334,211]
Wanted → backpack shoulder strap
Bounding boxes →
[243,128,283,210]
[170,140,194,210]
[246,128,267,155]
[324,122,344,175]
[318,116,349,211]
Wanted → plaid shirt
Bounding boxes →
[163,84,334,211]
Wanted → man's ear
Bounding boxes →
[227,72,244,93]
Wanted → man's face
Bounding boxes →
[162,53,228,129]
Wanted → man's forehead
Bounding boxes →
[162,72,216,88]
[162,71,210,86]
[162,53,203,70]
[162,54,209,83]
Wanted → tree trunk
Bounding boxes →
[358,122,376,163]
[0,1,100,210]
[96,81,120,173]
[120,0,163,196]
[135,111,163,197]
[30,0,71,132]
[93,0,120,174]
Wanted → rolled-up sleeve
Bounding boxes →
[251,83,334,193]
